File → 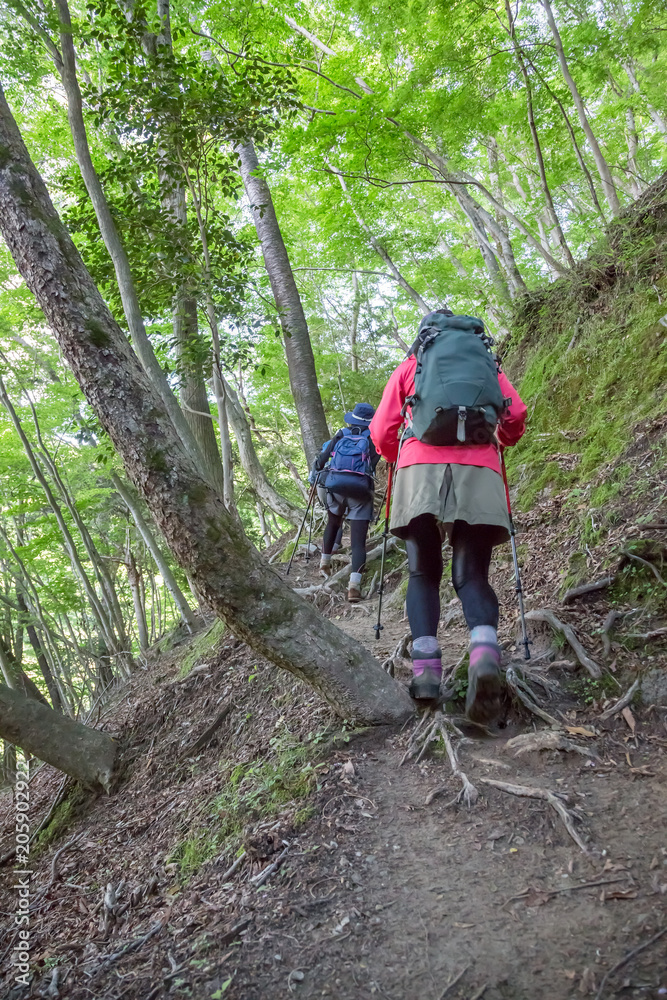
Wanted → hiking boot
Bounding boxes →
[319,558,332,578]
[466,644,503,724]
[408,658,442,703]
[348,571,362,603]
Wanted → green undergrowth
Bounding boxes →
[178,619,225,678]
[32,784,87,855]
[504,176,667,515]
[168,725,333,880]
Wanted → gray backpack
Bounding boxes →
[405,313,507,446]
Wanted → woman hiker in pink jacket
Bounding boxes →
[370,309,527,723]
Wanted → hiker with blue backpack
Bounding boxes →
[370,310,527,723]
[309,403,380,603]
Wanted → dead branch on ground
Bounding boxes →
[182,701,234,757]
[620,549,666,586]
[594,926,666,1000]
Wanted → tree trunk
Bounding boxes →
[0,683,117,790]
[0,85,413,727]
[110,473,197,631]
[350,270,360,372]
[504,1,575,268]
[125,546,148,652]
[212,372,236,512]
[51,0,211,482]
[624,106,643,197]
[222,376,304,526]
[0,638,50,705]
[520,55,608,223]
[16,590,65,712]
[539,0,621,216]
[237,141,329,466]
[173,292,225,494]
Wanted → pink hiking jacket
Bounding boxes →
[370,355,527,474]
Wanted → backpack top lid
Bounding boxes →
[409,312,496,361]
[417,312,484,337]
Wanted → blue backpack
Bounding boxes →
[329,428,372,478]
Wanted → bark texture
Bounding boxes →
[0,683,117,790]
[237,141,329,467]
[0,86,413,726]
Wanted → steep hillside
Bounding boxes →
[505,171,667,515]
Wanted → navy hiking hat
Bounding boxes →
[344,402,375,426]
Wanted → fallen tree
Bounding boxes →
[0,83,414,766]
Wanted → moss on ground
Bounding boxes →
[32,785,87,855]
[168,725,328,880]
[504,175,667,514]
[178,619,225,678]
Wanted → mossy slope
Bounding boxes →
[504,172,667,511]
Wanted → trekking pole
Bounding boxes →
[306,488,316,563]
[498,445,531,660]
[374,463,395,641]
[286,482,317,577]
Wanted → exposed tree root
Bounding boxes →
[599,678,640,721]
[505,730,599,758]
[381,631,411,676]
[402,709,479,808]
[562,575,616,604]
[620,549,666,586]
[505,665,562,727]
[480,777,588,853]
[524,609,601,678]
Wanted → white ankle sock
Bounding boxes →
[349,571,362,586]
[320,553,332,566]
[470,625,498,646]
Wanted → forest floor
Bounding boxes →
[1,455,666,1000]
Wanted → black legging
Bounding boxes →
[404,513,499,637]
[323,515,369,573]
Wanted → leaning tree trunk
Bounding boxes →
[539,0,621,216]
[0,87,413,726]
[0,683,117,790]
[237,141,329,467]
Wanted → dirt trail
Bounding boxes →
[231,596,667,1000]
[0,551,665,1000]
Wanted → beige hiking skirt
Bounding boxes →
[390,463,510,545]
